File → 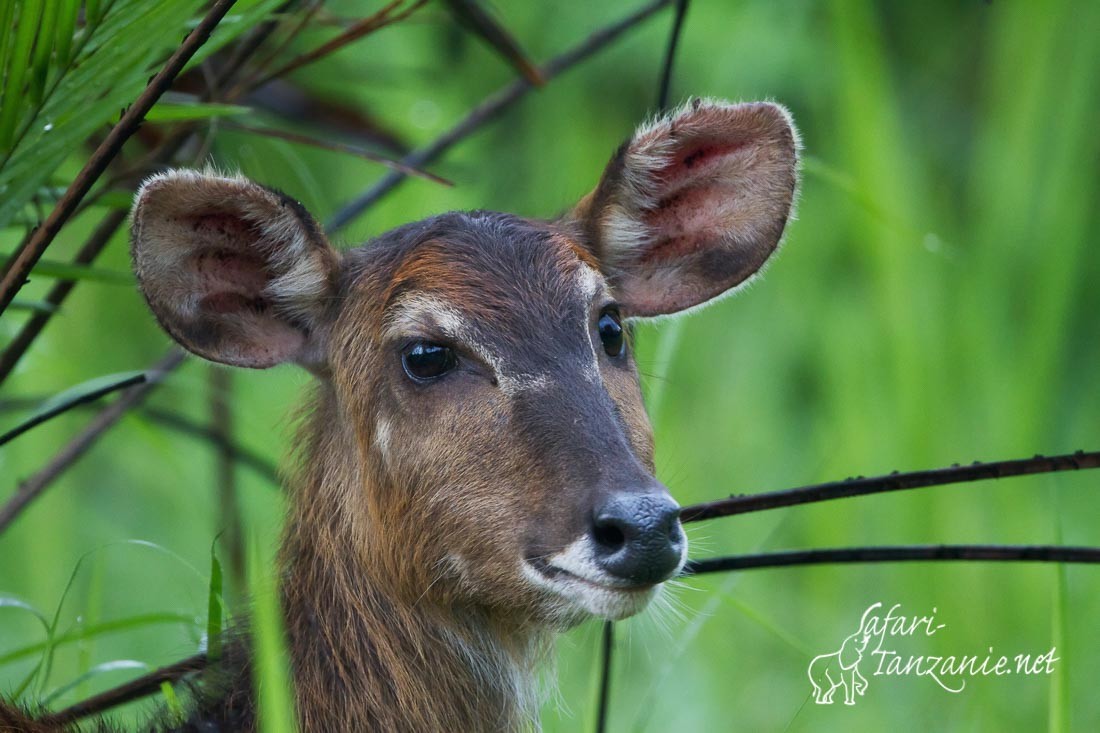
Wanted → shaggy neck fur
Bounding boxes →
[275,387,548,732]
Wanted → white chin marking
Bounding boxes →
[522,536,679,621]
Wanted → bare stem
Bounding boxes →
[38,653,207,728]
[595,620,614,733]
[219,121,451,185]
[684,545,1100,575]
[680,450,1100,523]
[0,210,127,384]
[0,350,185,535]
[246,0,428,90]
[656,0,689,110]
[210,368,245,591]
[0,373,146,447]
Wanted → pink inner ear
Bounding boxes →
[639,184,733,264]
[636,138,749,264]
[652,138,746,185]
[193,249,271,310]
[186,213,275,315]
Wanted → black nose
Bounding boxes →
[591,493,684,585]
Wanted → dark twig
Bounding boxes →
[0,0,240,315]
[595,3,687,721]
[0,399,280,485]
[595,620,613,733]
[219,121,452,185]
[38,653,207,728]
[210,368,245,591]
[683,545,1100,575]
[0,210,128,384]
[247,0,428,90]
[327,0,676,232]
[680,450,1100,523]
[443,0,545,86]
[0,350,185,535]
[143,407,279,485]
[655,0,689,111]
[0,374,146,447]
[242,0,324,90]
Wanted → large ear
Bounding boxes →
[569,100,799,317]
[130,169,340,368]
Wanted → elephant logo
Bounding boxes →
[807,605,876,705]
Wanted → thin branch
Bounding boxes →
[0,399,280,485]
[595,4,688,719]
[211,0,306,100]
[210,368,245,590]
[243,0,324,88]
[0,0,241,315]
[443,0,545,86]
[655,0,689,111]
[327,0,676,232]
[0,210,128,384]
[247,0,428,90]
[0,350,185,535]
[595,621,613,733]
[683,545,1100,575]
[219,121,452,185]
[142,407,279,486]
[38,653,207,728]
[679,450,1100,523]
[0,374,146,447]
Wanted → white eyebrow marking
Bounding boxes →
[385,293,554,397]
[575,265,606,384]
[385,294,470,341]
[576,263,604,301]
[374,415,393,463]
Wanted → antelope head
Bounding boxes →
[130,100,799,630]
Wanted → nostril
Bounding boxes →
[592,517,627,552]
[590,492,683,585]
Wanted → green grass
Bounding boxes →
[2,1,1099,731]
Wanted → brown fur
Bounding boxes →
[2,100,798,732]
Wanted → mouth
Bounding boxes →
[522,553,664,621]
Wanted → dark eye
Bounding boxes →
[401,342,457,381]
[597,309,624,357]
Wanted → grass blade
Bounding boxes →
[0,612,198,668]
[145,101,252,122]
[29,0,60,104]
[0,596,51,633]
[206,541,225,662]
[249,537,297,733]
[42,659,150,706]
[0,3,17,104]
[53,0,81,68]
[160,681,184,724]
[8,298,57,313]
[0,0,45,151]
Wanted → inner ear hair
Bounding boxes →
[130,169,341,369]
[570,99,800,317]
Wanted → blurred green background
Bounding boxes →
[2,0,1099,730]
